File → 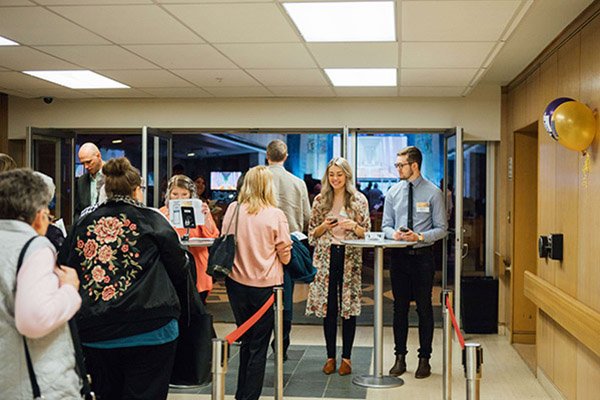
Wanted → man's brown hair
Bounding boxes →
[398,146,423,170]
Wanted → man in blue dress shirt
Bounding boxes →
[381,146,447,379]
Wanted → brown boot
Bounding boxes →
[389,354,406,376]
[415,358,431,379]
[323,358,336,375]
[338,358,352,376]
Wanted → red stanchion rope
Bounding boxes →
[445,295,465,349]
[225,294,275,345]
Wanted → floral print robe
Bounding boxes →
[305,192,370,319]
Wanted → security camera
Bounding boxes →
[43,97,54,104]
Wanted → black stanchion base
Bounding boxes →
[352,374,404,388]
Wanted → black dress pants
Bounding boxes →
[83,340,177,400]
[323,244,356,360]
[226,277,274,400]
[390,247,435,359]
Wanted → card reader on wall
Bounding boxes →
[538,234,563,260]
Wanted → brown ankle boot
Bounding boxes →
[415,358,431,379]
[389,354,406,376]
[338,358,352,376]
[322,358,336,375]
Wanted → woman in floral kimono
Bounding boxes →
[59,157,189,400]
[306,157,370,376]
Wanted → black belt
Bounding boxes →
[394,246,433,256]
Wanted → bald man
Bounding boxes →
[74,142,104,221]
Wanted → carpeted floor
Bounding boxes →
[169,345,371,399]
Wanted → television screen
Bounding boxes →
[211,171,242,191]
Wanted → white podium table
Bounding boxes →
[341,239,413,389]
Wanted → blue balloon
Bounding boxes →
[543,97,574,140]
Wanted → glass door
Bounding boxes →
[142,127,172,208]
[444,127,464,327]
[27,128,76,227]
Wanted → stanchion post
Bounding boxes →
[211,338,228,400]
[463,343,483,400]
[273,287,284,400]
[442,289,453,400]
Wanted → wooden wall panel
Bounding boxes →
[526,69,543,123]
[554,35,580,299]
[577,345,600,400]
[537,54,558,287]
[578,12,600,314]
[553,321,578,399]
[537,312,554,381]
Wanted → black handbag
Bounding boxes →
[16,236,95,400]
[207,203,240,279]
[171,270,215,386]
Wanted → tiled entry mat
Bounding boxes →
[169,345,372,399]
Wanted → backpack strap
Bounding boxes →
[16,236,43,399]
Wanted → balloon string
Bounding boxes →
[582,151,591,188]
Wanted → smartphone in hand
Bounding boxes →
[399,226,409,232]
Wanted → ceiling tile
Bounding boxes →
[401,68,478,86]
[98,70,192,88]
[399,86,465,97]
[247,69,328,86]
[80,88,152,98]
[215,44,316,69]
[37,0,151,4]
[13,87,93,98]
[172,69,260,87]
[35,45,157,69]
[204,86,273,97]
[139,88,212,98]
[158,0,272,2]
[50,5,202,44]
[0,7,108,45]
[0,71,63,90]
[334,87,398,97]
[269,86,335,97]
[308,43,398,68]
[125,45,237,69]
[165,3,299,43]
[0,1,36,6]
[0,47,77,70]
[401,42,495,68]
[402,1,521,42]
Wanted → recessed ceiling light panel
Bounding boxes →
[22,70,129,89]
[0,36,19,46]
[325,68,397,87]
[283,1,396,42]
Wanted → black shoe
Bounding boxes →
[415,358,431,379]
[389,355,406,376]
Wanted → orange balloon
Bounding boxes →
[551,101,596,151]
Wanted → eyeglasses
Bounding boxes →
[394,161,412,169]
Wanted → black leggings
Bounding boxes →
[323,244,356,360]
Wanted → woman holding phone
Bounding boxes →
[306,157,370,376]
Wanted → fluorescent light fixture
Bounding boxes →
[0,36,19,46]
[283,1,395,42]
[22,70,129,89]
[111,139,123,144]
[187,153,196,157]
[325,68,396,87]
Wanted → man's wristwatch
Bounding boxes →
[417,233,424,242]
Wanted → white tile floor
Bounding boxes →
[169,323,551,400]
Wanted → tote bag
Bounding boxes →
[207,203,240,279]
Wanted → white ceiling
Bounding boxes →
[0,0,594,99]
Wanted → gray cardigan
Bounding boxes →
[0,220,81,399]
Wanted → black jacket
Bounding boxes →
[59,197,190,342]
[74,173,92,221]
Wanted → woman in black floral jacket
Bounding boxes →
[60,157,189,400]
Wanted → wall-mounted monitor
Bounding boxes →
[210,171,242,191]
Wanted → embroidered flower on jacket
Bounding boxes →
[75,213,142,302]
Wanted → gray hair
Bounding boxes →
[0,169,52,224]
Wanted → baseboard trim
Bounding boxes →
[537,367,566,400]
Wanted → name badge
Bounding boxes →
[416,202,430,213]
